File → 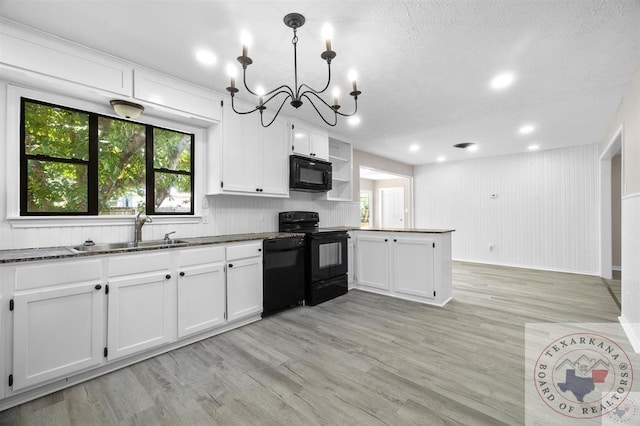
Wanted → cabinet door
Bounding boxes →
[221,101,262,193]
[227,257,263,321]
[392,238,436,299]
[291,123,312,157]
[177,262,225,338]
[12,283,104,390]
[107,271,173,360]
[310,129,329,160]
[355,235,390,290]
[260,114,289,196]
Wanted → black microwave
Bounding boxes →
[290,155,332,192]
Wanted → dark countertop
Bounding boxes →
[0,232,304,264]
[321,226,455,234]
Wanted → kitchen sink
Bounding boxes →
[72,239,189,252]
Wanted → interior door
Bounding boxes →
[380,187,405,228]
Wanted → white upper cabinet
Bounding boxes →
[0,22,132,96]
[133,69,222,122]
[216,99,289,197]
[291,122,329,161]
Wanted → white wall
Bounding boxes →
[414,144,599,274]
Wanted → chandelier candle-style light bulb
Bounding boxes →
[240,31,252,58]
[225,12,362,127]
[332,87,340,110]
[256,86,265,109]
[348,70,359,94]
[322,23,333,52]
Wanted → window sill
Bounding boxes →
[7,215,203,229]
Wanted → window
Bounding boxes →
[20,98,194,216]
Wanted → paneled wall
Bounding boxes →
[0,194,359,250]
[414,144,599,274]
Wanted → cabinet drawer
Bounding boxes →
[15,259,103,291]
[109,252,171,276]
[226,241,262,261]
[178,246,225,267]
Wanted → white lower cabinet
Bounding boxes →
[226,241,263,322]
[392,237,436,299]
[2,240,266,409]
[354,231,452,306]
[355,234,390,290]
[177,247,226,338]
[12,282,105,391]
[106,270,173,361]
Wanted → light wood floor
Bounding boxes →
[0,262,621,425]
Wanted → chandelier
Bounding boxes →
[225,12,361,127]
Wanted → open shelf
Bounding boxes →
[326,137,353,201]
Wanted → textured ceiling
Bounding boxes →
[1,0,639,165]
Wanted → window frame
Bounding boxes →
[19,96,195,217]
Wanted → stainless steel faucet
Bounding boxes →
[164,231,176,242]
[134,212,153,242]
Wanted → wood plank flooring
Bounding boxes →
[0,262,622,425]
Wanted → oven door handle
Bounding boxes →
[311,234,347,241]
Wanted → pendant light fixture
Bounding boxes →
[225,12,361,127]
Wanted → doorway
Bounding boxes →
[359,166,412,229]
[600,126,622,307]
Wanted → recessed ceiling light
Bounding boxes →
[195,48,217,66]
[348,116,361,126]
[519,124,535,135]
[409,144,420,152]
[528,144,540,151]
[437,156,446,162]
[490,72,515,90]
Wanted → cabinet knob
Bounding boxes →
[228,264,233,268]
[165,274,171,280]
[256,188,260,192]
[384,239,388,242]
[394,239,397,242]
[94,284,102,290]
[179,271,185,277]
[258,248,262,252]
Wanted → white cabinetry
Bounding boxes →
[217,100,289,196]
[177,246,226,338]
[291,122,329,160]
[354,231,452,306]
[226,241,263,321]
[107,252,174,361]
[392,237,435,299]
[11,260,105,391]
[0,23,132,96]
[326,138,353,201]
[133,69,222,122]
[355,234,390,290]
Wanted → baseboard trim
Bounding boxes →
[619,315,640,354]
[452,258,598,277]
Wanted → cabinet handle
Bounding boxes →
[229,264,234,268]
[165,274,171,279]
[179,272,185,277]
[94,284,102,290]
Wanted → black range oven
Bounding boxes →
[279,211,348,306]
